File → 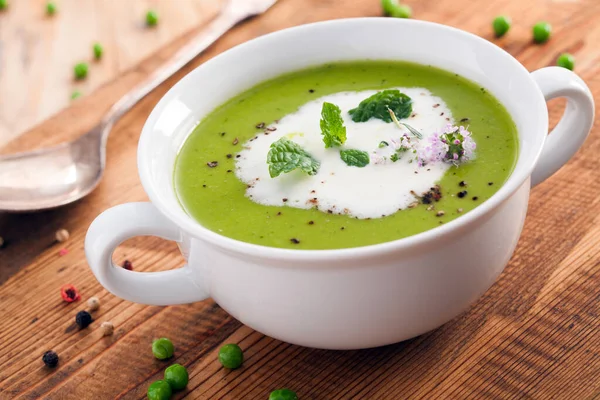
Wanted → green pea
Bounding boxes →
[46,2,57,15]
[218,343,243,369]
[164,364,188,391]
[557,53,575,71]
[381,0,411,18]
[73,63,88,80]
[152,338,174,360]
[492,16,511,37]
[533,21,552,43]
[269,388,298,400]
[147,380,172,400]
[391,4,411,18]
[93,42,103,60]
[71,90,82,100]
[146,10,158,26]
[0,0,7,10]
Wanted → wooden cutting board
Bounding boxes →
[1,0,600,398]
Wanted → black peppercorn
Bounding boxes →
[75,310,93,329]
[42,350,59,367]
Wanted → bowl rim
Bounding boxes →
[138,17,547,262]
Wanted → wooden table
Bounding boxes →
[1,0,599,398]
[0,0,220,147]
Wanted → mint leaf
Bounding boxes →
[340,149,370,168]
[267,137,320,178]
[348,89,412,123]
[320,102,347,148]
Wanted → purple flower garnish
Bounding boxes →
[418,124,476,166]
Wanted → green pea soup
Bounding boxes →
[174,61,518,250]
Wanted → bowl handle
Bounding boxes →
[530,67,595,187]
[85,202,209,305]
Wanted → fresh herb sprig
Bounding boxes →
[349,89,412,123]
[267,137,320,178]
[340,149,370,168]
[320,102,347,148]
[387,108,422,139]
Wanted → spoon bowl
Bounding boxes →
[0,126,105,212]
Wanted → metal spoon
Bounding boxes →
[0,0,277,212]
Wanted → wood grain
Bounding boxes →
[1,0,600,398]
[0,0,223,147]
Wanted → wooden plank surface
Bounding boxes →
[1,0,600,398]
[0,0,223,147]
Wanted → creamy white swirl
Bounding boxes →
[235,88,453,219]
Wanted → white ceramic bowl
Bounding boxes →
[85,18,594,349]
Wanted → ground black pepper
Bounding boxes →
[282,198,288,202]
[459,181,467,187]
[232,138,239,145]
[220,132,226,136]
[290,238,300,244]
[277,212,282,216]
[472,196,479,201]
[458,191,468,198]
[256,122,265,129]
[226,154,232,159]
[207,161,218,168]
[42,351,59,368]
[488,182,494,186]
[75,310,93,329]
[460,118,470,122]
[308,221,314,225]
[236,155,241,158]
[420,186,442,204]
[202,184,207,188]
[309,89,315,93]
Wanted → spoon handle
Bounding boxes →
[100,6,245,130]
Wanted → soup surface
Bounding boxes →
[174,61,518,250]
